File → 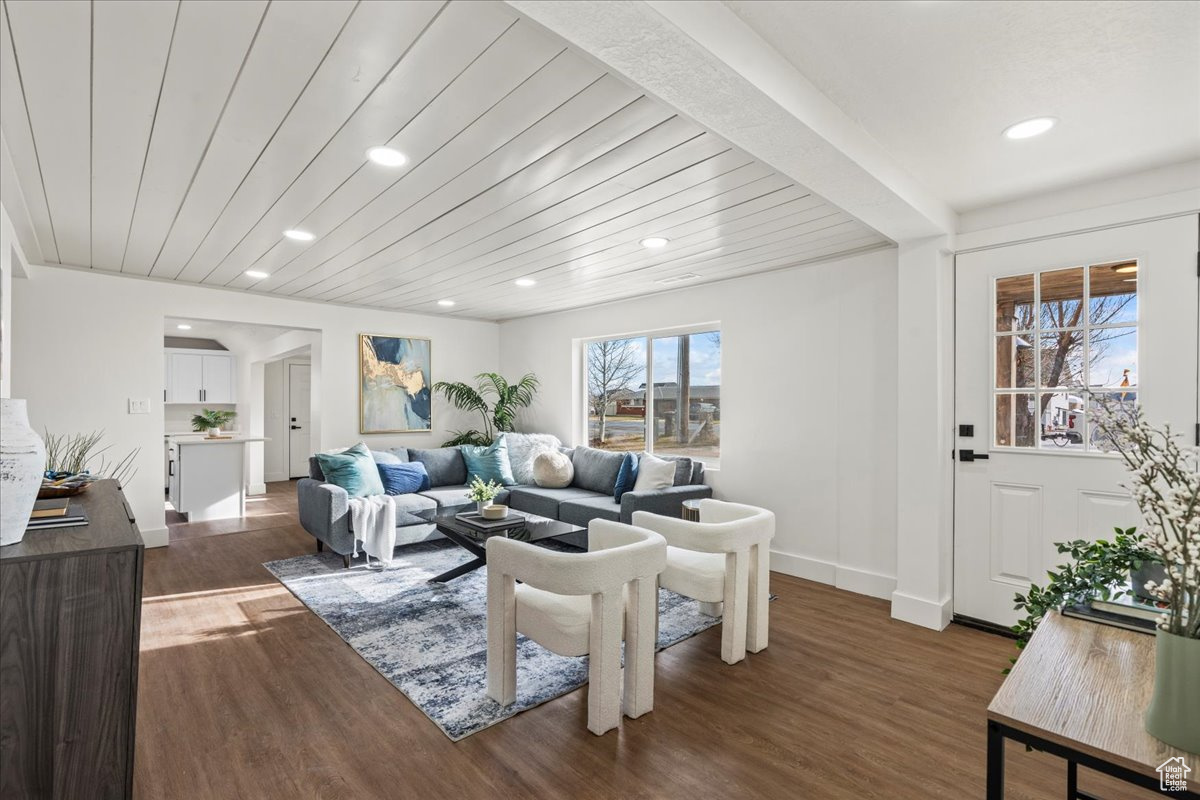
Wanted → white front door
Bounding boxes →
[287,363,312,479]
[953,215,1198,626]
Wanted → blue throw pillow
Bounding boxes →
[613,452,639,501]
[315,443,385,498]
[377,461,430,494]
[460,434,516,486]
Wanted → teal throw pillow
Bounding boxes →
[460,434,516,486]
[315,442,385,498]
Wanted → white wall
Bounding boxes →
[11,265,500,548]
[498,247,900,598]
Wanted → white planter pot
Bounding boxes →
[476,500,492,515]
[1,399,46,546]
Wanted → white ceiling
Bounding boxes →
[724,0,1200,212]
[0,0,888,321]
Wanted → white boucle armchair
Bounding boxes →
[633,500,775,665]
[485,519,667,736]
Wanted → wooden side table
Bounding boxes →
[681,498,702,522]
[987,611,1198,798]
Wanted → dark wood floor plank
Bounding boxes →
[134,482,1160,799]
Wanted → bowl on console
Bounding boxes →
[481,504,509,520]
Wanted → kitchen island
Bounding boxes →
[167,436,268,521]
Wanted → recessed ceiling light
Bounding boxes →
[514,278,537,287]
[1111,263,1138,274]
[641,237,669,248]
[1003,117,1057,140]
[437,299,456,307]
[176,323,192,330]
[244,270,269,279]
[367,146,407,167]
[283,229,315,242]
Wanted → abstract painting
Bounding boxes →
[359,334,432,434]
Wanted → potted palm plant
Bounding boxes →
[432,372,539,447]
[191,408,237,438]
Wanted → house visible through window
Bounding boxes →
[994,260,1137,453]
[586,328,721,466]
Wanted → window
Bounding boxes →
[586,328,721,466]
[994,260,1137,453]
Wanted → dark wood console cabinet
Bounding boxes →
[0,480,144,799]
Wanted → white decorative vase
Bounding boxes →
[476,499,492,515]
[1,399,46,547]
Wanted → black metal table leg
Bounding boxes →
[1067,760,1077,799]
[987,720,1005,800]
[429,555,486,583]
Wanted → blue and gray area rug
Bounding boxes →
[263,541,721,741]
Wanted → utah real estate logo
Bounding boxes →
[1157,756,1192,792]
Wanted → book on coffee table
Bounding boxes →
[453,511,527,533]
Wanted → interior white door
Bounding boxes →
[168,353,203,403]
[953,215,1198,626]
[288,363,312,478]
[201,354,234,404]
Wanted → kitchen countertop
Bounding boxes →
[166,435,268,445]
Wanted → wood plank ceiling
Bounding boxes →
[0,0,890,321]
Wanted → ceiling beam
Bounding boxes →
[505,0,957,242]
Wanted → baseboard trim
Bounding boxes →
[141,526,169,549]
[769,550,896,600]
[247,483,267,496]
[890,590,952,631]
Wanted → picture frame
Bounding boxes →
[358,333,433,434]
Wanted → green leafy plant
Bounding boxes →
[433,372,539,447]
[191,408,237,433]
[43,429,140,485]
[467,476,502,504]
[1007,526,1159,672]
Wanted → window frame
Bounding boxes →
[991,258,1138,456]
[579,322,722,466]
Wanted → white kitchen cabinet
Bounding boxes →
[165,349,237,404]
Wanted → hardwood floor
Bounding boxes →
[136,482,1159,799]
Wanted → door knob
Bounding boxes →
[959,449,989,462]
[291,425,302,430]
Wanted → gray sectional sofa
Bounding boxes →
[297,444,711,564]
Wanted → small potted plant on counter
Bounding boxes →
[467,476,502,515]
[191,409,237,439]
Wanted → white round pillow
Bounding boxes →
[532,450,574,488]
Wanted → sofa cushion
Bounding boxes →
[661,546,725,603]
[508,486,604,519]
[315,443,385,498]
[460,434,516,485]
[377,461,430,494]
[347,493,437,530]
[569,447,625,495]
[558,494,621,527]
[504,432,563,485]
[408,447,467,487]
[418,484,511,509]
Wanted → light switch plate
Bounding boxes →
[128,398,150,414]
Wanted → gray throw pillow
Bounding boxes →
[570,447,625,494]
[407,447,467,487]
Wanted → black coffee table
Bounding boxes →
[428,508,587,583]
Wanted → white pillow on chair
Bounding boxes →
[632,454,675,492]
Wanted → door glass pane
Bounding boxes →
[1038,331,1085,388]
[996,274,1034,332]
[995,334,1035,388]
[1089,261,1138,326]
[1087,327,1137,389]
[995,393,1036,447]
[1039,267,1085,330]
[1038,392,1085,451]
[1088,391,1137,453]
[652,331,722,466]
[587,337,647,451]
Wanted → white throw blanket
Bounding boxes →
[347,494,396,566]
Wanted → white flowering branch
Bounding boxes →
[1094,397,1199,638]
